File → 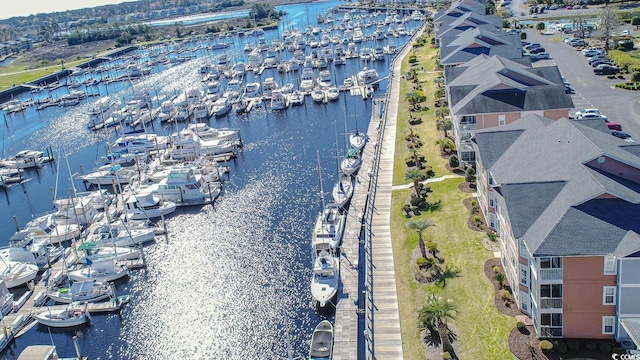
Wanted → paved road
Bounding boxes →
[526,29,640,140]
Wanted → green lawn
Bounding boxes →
[390,36,516,359]
[0,58,90,90]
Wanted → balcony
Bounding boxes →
[539,268,562,281]
[540,298,563,309]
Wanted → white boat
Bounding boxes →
[212,97,231,117]
[26,213,82,244]
[205,81,221,100]
[152,167,220,206]
[5,99,26,113]
[290,91,304,106]
[244,82,261,98]
[300,68,315,92]
[357,67,379,85]
[309,320,334,359]
[111,133,167,154]
[310,251,339,307]
[326,87,340,101]
[34,302,90,328]
[79,164,138,186]
[312,203,345,254]
[349,131,367,151]
[193,100,214,120]
[0,260,39,288]
[83,224,156,247]
[47,280,112,304]
[185,123,240,142]
[0,239,64,270]
[169,131,235,160]
[4,150,45,169]
[0,281,14,316]
[317,70,332,88]
[332,174,355,209]
[311,89,325,103]
[123,187,177,220]
[76,242,141,264]
[67,259,129,283]
[87,96,118,129]
[270,90,289,110]
[157,100,176,122]
[262,77,279,98]
[341,148,362,176]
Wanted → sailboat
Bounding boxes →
[331,117,354,209]
[312,152,346,254]
[340,99,363,176]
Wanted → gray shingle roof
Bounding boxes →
[474,116,640,257]
[439,28,522,65]
[445,55,573,115]
[435,0,488,24]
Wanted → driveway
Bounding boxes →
[525,29,640,140]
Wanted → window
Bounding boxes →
[519,240,528,258]
[489,213,496,228]
[604,254,616,275]
[498,115,506,126]
[540,257,562,269]
[520,290,530,312]
[489,193,495,208]
[488,172,495,185]
[540,313,563,337]
[540,284,562,298]
[520,264,529,286]
[602,316,615,334]
[461,151,476,163]
[603,287,616,305]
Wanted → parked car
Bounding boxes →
[575,108,604,118]
[570,39,588,47]
[582,49,602,57]
[611,131,634,142]
[525,43,541,50]
[594,64,618,75]
[622,30,630,36]
[591,60,612,68]
[588,55,607,65]
[529,47,546,54]
[607,122,622,131]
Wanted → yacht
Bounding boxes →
[311,89,325,103]
[193,100,214,120]
[205,81,221,100]
[123,186,177,220]
[317,70,332,88]
[262,77,279,98]
[326,87,340,101]
[312,203,345,253]
[157,100,176,122]
[212,97,232,117]
[87,96,118,129]
[152,167,220,206]
[270,90,289,110]
[310,251,339,307]
[300,68,315,92]
[244,82,261,98]
[357,67,379,85]
[289,91,304,106]
[111,133,167,154]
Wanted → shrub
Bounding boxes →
[492,265,501,273]
[408,55,418,63]
[426,241,438,254]
[553,340,568,354]
[585,341,597,350]
[470,199,478,207]
[540,340,553,351]
[416,257,429,268]
[442,351,452,360]
[499,289,511,301]
[487,230,498,242]
[599,343,612,354]
[465,166,476,183]
[473,215,482,225]
[567,339,580,352]
[448,155,459,168]
[632,72,640,82]
[516,321,526,330]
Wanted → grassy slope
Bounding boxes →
[390,37,515,359]
[0,58,87,89]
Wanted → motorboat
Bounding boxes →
[111,133,167,154]
[47,280,112,304]
[290,91,304,106]
[3,150,45,169]
[76,242,142,264]
[5,99,25,113]
[317,70,332,88]
[300,68,315,92]
[26,213,82,244]
[341,147,362,176]
[343,76,354,88]
[212,97,231,117]
[312,203,345,253]
[0,260,39,288]
[205,81,221,100]
[152,167,220,206]
[384,40,397,54]
[308,320,334,360]
[67,259,129,282]
[357,68,379,85]
[310,251,339,307]
[311,89,325,103]
[157,100,176,122]
[244,82,261,98]
[0,238,64,270]
[326,87,340,101]
[332,174,355,209]
[79,164,139,186]
[270,90,289,110]
[185,123,240,142]
[349,131,367,151]
[87,96,118,129]
[123,187,177,220]
[262,77,279,98]
[83,224,156,247]
[34,302,90,328]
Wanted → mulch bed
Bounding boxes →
[509,326,548,360]
[462,197,485,232]
[458,181,475,193]
[445,164,465,175]
[422,323,462,360]
[484,258,521,317]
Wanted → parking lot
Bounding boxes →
[525,29,640,140]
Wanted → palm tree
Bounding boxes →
[418,294,456,354]
[404,168,427,198]
[406,219,435,258]
[436,118,453,138]
[404,90,424,110]
[494,272,506,289]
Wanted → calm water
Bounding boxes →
[0,2,420,358]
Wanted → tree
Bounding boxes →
[404,168,427,198]
[599,6,621,52]
[633,16,640,30]
[494,272,506,288]
[407,219,435,258]
[436,118,453,138]
[174,21,184,38]
[536,22,545,32]
[434,106,449,120]
[418,295,456,354]
[405,90,425,110]
[465,166,476,184]
[520,32,527,40]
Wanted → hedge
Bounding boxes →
[609,50,640,71]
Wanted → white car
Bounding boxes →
[575,108,607,120]
[622,30,630,36]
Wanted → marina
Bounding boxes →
[0,2,424,358]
